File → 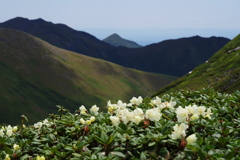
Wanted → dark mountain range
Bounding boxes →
[103,33,142,48]
[153,34,240,96]
[0,17,230,77]
[0,28,176,124]
[112,36,230,76]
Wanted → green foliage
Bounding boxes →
[0,88,239,159]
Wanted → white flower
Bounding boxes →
[171,123,189,140]
[116,100,127,110]
[204,108,213,119]
[6,129,13,137]
[6,125,13,131]
[107,100,117,113]
[13,144,20,151]
[191,105,199,115]
[132,116,143,125]
[133,108,144,118]
[130,96,143,105]
[145,108,162,121]
[151,96,162,107]
[0,129,4,137]
[165,99,176,110]
[186,134,197,144]
[80,118,85,125]
[90,116,96,122]
[198,106,206,116]
[34,122,43,128]
[12,126,18,132]
[110,116,120,126]
[90,105,99,115]
[43,119,49,125]
[185,106,194,115]
[120,109,132,124]
[176,106,189,122]
[79,105,87,114]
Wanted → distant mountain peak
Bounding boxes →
[111,33,121,37]
[103,33,142,48]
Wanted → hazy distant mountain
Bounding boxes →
[0,17,230,77]
[153,34,240,96]
[0,28,176,124]
[103,33,142,48]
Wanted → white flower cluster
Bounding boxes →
[108,96,176,126]
[80,116,96,125]
[151,96,176,111]
[79,105,99,116]
[171,123,197,144]
[176,105,212,122]
[0,125,18,137]
[34,119,53,129]
[171,123,189,139]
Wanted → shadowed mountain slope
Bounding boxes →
[103,33,142,48]
[0,17,230,77]
[0,28,176,125]
[153,34,240,96]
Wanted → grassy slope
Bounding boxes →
[0,28,176,124]
[153,34,240,96]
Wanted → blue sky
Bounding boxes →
[1,0,239,45]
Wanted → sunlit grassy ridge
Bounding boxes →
[153,34,240,96]
[0,28,176,124]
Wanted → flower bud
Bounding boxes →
[80,118,85,125]
[13,144,20,151]
[86,120,92,125]
[186,134,197,145]
[90,116,95,122]
[190,114,199,121]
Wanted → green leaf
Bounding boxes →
[20,154,30,160]
[197,137,203,145]
[94,135,105,145]
[110,151,125,158]
[198,150,207,160]
[100,130,108,143]
[148,141,156,147]
[106,135,114,145]
[159,147,169,158]
[72,153,82,158]
[140,152,147,160]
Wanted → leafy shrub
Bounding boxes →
[0,88,239,160]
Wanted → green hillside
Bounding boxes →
[0,28,176,125]
[153,34,240,96]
